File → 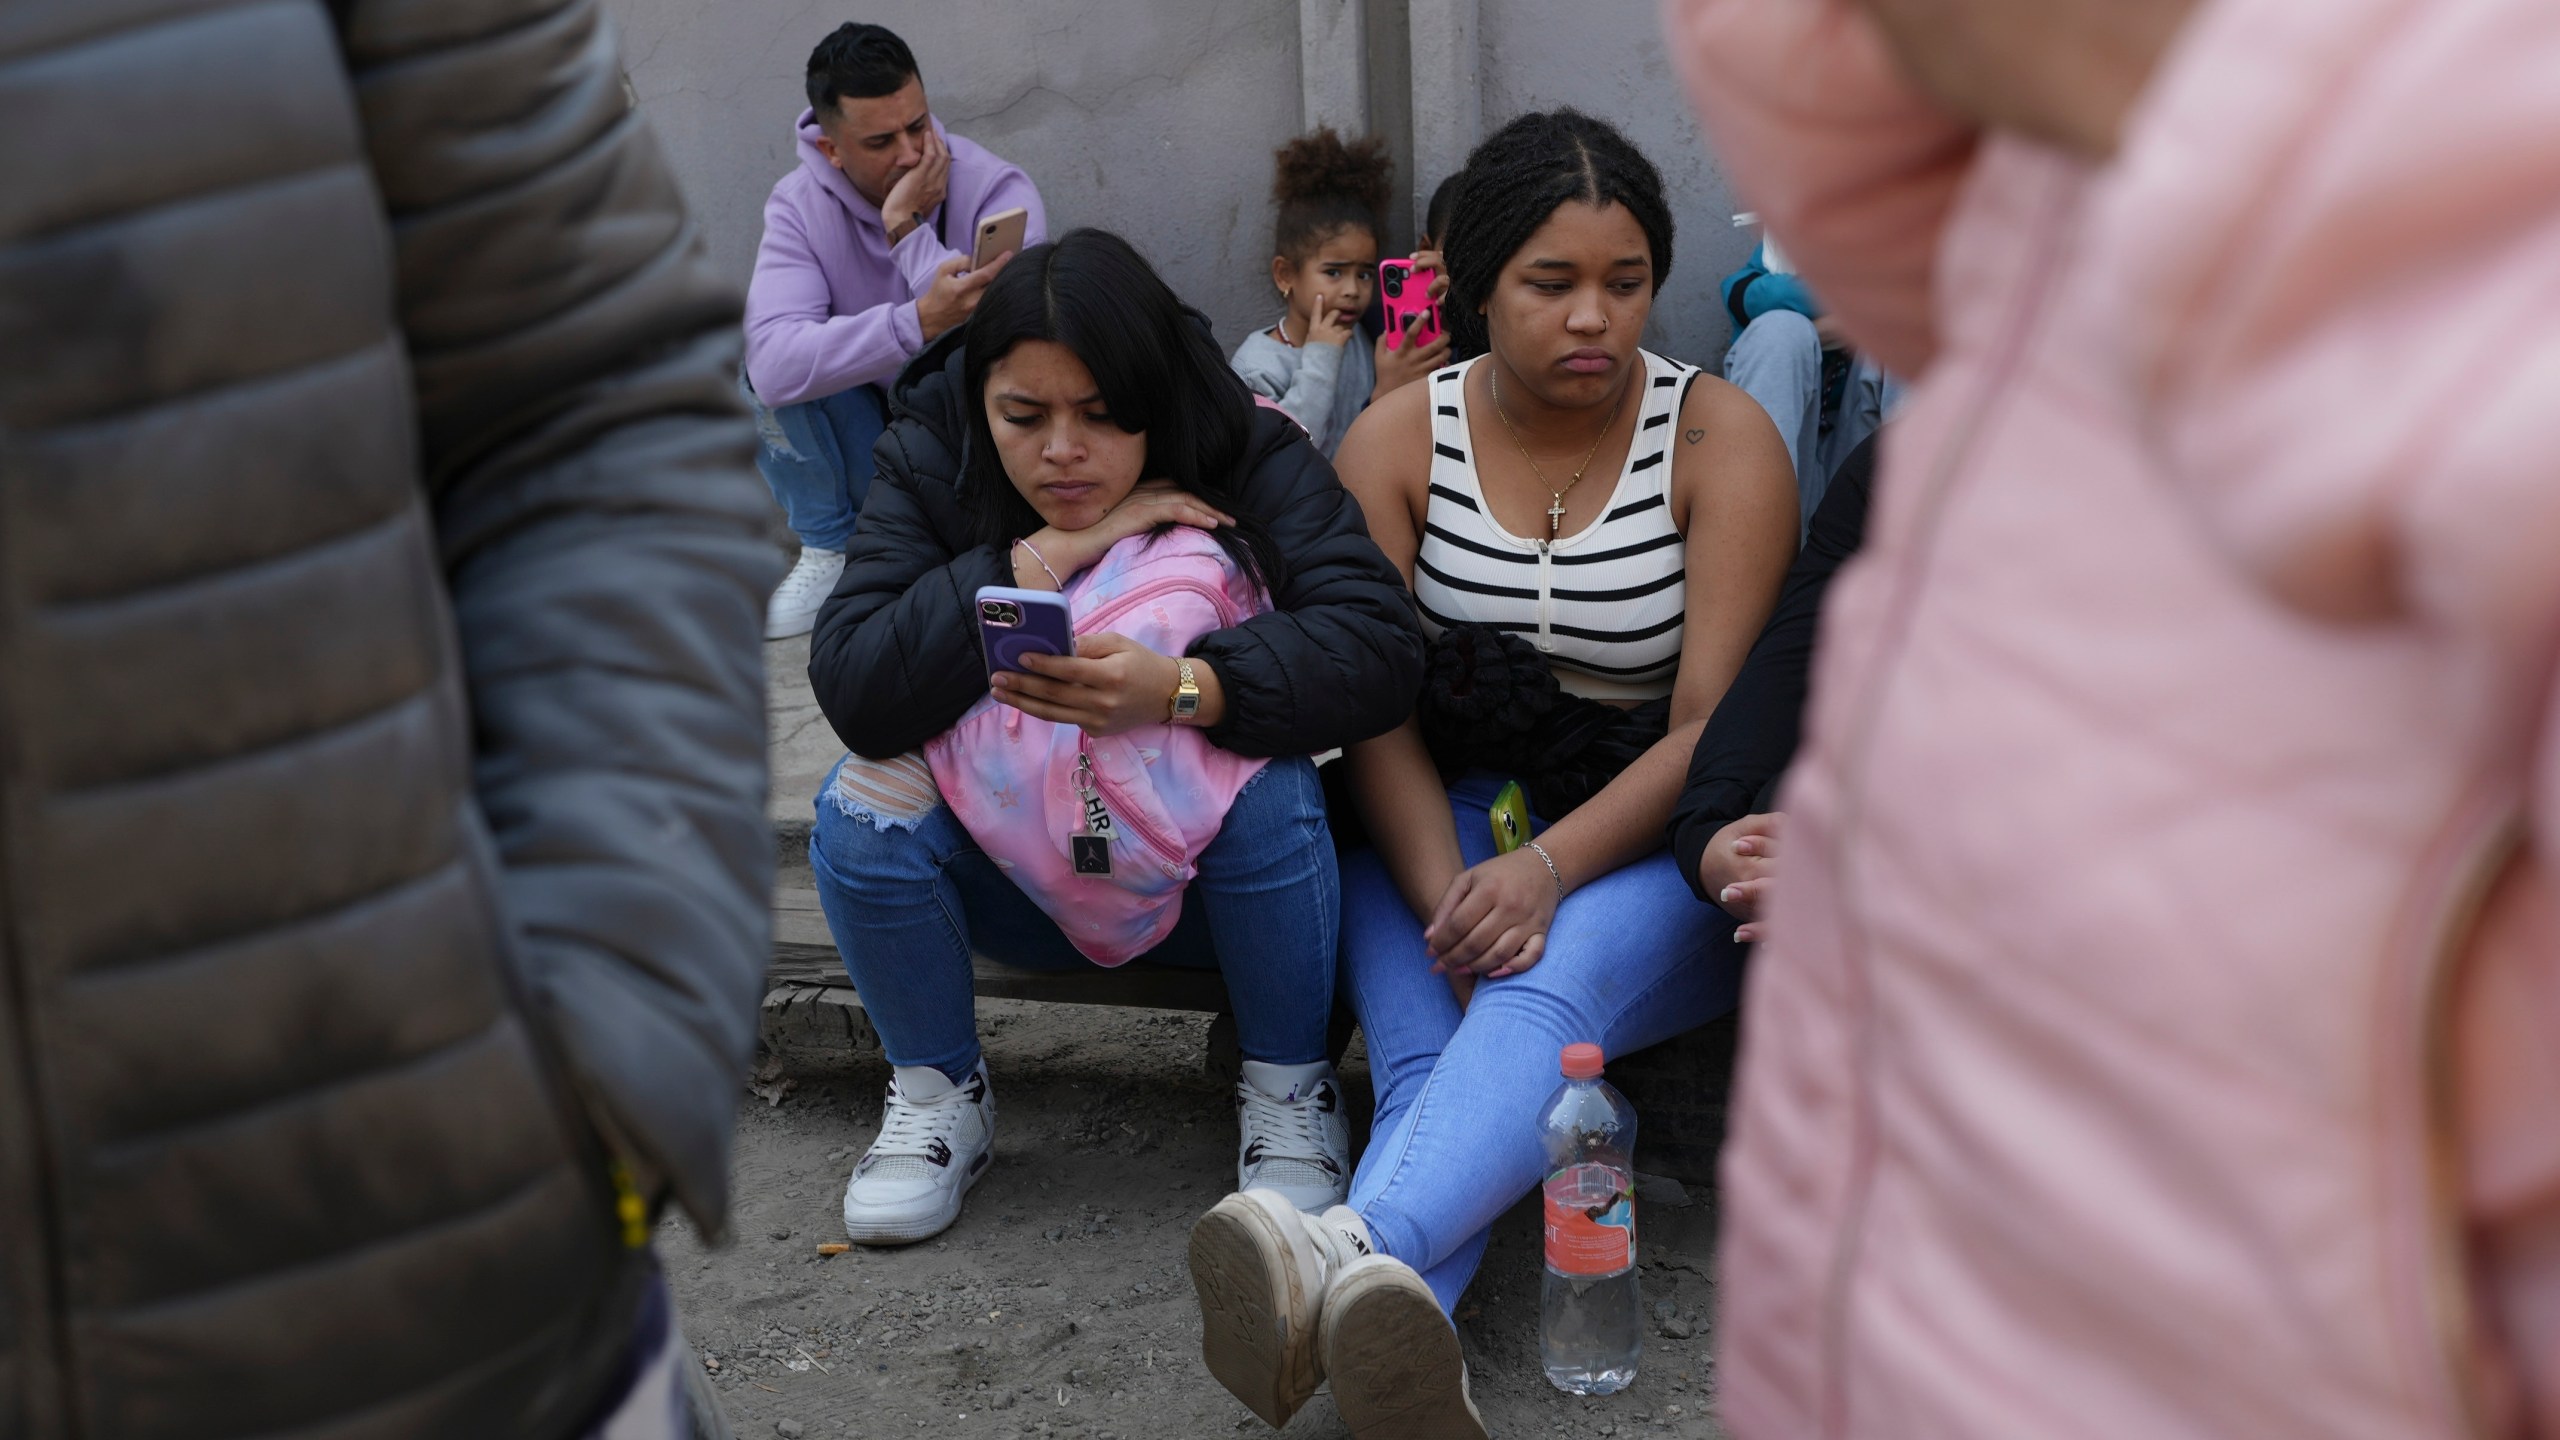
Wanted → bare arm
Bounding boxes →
[1426,375,1798,977]
[1526,376,1798,892]
[1334,385,1467,922]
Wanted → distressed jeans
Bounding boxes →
[809,756,1340,1080]
[740,369,889,554]
[1340,773,1748,1313]
[1722,309,1898,530]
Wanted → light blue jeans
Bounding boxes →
[810,756,1340,1080]
[1722,309,1898,531]
[740,370,890,554]
[1341,774,1746,1313]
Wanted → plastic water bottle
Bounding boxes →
[1539,1042,1641,1395]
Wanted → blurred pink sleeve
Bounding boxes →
[2100,0,2560,641]
[1661,0,1978,377]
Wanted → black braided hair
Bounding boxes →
[1439,109,1674,361]
[1271,126,1394,263]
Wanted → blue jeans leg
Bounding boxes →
[1341,774,1745,1314]
[741,371,889,554]
[1723,310,1825,533]
[1185,758,1339,1067]
[808,764,1078,1080]
[808,757,1339,1079]
[1818,355,1901,483]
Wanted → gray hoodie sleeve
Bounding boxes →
[1231,328,1347,446]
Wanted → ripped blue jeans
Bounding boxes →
[740,369,888,554]
[809,755,1340,1081]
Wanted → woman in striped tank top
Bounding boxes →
[1187,113,1798,1438]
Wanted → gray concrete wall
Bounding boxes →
[1477,0,1751,366]
[604,0,1305,351]
[603,0,1747,364]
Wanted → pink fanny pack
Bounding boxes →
[924,528,1271,965]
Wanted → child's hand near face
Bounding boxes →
[1305,295,1359,349]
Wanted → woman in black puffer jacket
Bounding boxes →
[804,229,1422,1249]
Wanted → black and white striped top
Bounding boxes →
[1414,351,1696,702]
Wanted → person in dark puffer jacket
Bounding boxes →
[804,230,1424,1249]
[0,0,778,1436]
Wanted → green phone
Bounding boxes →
[1489,780,1533,855]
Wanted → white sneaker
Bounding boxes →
[1235,1060,1350,1212]
[765,545,845,640]
[1321,1256,1489,1440]
[1187,1191,1374,1427]
[841,1062,993,1245]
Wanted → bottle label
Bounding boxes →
[1543,1163,1635,1276]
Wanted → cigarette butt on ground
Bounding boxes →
[816,1242,851,1256]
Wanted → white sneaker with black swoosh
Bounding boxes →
[841,1061,993,1246]
[1235,1060,1350,1213]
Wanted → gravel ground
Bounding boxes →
[663,997,1732,1440]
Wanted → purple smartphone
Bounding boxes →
[976,585,1076,676]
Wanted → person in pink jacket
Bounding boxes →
[1664,0,2560,1435]
[743,23,1047,639]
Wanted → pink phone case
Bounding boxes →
[1379,258,1443,351]
[976,585,1075,675]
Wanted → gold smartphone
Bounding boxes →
[972,206,1028,270]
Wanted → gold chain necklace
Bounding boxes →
[1488,363,1628,540]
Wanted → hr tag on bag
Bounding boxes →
[1071,755,1114,877]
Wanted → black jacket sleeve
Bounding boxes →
[805,414,1013,759]
[1671,436,1877,902]
[1190,413,1427,757]
[351,0,783,1232]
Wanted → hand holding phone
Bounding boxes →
[919,248,1013,343]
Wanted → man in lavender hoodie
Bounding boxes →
[744,23,1046,638]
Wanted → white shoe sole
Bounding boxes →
[1187,1193,1323,1428]
[1321,1259,1489,1440]
[764,606,820,641]
[841,1148,990,1247]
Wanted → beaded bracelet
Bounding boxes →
[1012,537,1063,590]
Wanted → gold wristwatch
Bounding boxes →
[1168,658,1202,722]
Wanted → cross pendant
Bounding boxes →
[1547,496,1567,535]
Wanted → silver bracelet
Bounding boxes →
[1524,840,1566,904]
[1012,537,1063,590]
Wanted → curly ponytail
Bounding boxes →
[1270,126,1394,262]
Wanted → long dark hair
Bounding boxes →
[959,229,1286,594]
[1440,110,1675,361]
